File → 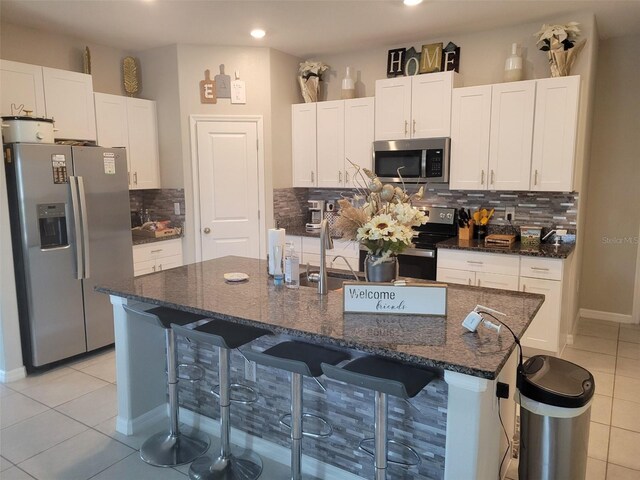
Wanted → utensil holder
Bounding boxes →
[459,221,475,241]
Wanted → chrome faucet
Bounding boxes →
[318,219,334,295]
[330,255,360,281]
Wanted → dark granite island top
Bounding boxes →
[97,256,543,380]
[437,236,576,258]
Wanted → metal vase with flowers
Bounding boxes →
[334,161,428,283]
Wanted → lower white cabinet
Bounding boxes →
[132,239,183,276]
[437,249,568,355]
[286,235,359,270]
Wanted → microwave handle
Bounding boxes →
[421,148,427,178]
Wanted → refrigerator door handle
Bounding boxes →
[69,176,84,279]
[77,176,91,279]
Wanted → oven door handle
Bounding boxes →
[400,248,436,258]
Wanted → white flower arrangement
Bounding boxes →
[335,163,427,264]
[298,60,329,103]
[535,22,581,51]
[298,60,329,79]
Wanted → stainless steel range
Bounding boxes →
[358,206,457,280]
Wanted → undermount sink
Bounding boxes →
[298,271,362,291]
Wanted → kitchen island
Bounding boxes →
[97,256,544,480]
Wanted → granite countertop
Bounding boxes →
[436,237,576,259]
[132,234,182,246]
[284,225,343,239]
[97,256,543,380]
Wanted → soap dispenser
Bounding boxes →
[504,43,523,82]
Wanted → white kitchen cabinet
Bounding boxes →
[374,72,460,141]
[42,67,96,141]
[133,239,183,276]
[94,93,160,190]
[0,60,46,117]
[344,97,375,188]
[288,235,359,270]
[519,276,562,353]
[449,85,492,190]
[530,76,580,192]
[292,103,317,187]
[488,81,536,191]
[437,267,475,286]
[316,100,345,188]
[475,272,519,291]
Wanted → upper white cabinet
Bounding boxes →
[344,97,375,188]
[292,103,317,187]
[531,76,580,192]
[1,60,96,141]
[316,100,345,188]
[374,72,461,140]
[94,93,160,190]
[450,76,580,192]
[292,98,374,188]
[42,67,96,141]
[0,60,46,117]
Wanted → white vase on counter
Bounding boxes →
[341,66,356,99]
[504,43,523,82]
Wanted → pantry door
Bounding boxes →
[196,120,262,261]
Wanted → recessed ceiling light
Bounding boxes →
[251,29,266,39]
[403,0,423,5]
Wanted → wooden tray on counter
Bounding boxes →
[132,227,180,238]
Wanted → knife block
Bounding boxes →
[459,221,475,241]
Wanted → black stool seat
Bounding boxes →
[147,306,208,329]
[322,356,437,399]
[173,318,272,349]
[245,341,349,377]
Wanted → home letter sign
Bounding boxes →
[420,43,443,74]
[343,283,447,316]
[200,70,217,104]
[386,48,406,77]
[442,42,461,72]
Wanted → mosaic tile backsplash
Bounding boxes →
[177,333,448,480]
[129,188,186,226]
[274,187,579,233]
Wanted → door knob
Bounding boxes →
[203,227,211,234]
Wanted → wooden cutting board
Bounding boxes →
[484,234,516,246]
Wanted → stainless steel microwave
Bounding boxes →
[373,137,450,184]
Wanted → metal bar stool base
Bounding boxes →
[189,447,263,480]
[358,438,421,468]
[279,413,333,439]
[140,428,210,467]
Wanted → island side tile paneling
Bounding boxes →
[177,334,448,480]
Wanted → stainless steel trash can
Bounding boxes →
[517,355,595,480]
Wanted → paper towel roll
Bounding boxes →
[268,228,285,275]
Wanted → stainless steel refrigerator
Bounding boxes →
[4,143,133,370]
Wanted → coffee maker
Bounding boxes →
[306,200,325,229]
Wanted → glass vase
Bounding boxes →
[364,254,398,283]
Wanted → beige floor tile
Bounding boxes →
[619,327,640,345]
[0,384,15,398]
[55,384,117,427]
[18,428,133,480]
[606,463,640,479]
[0,391,48,429]
[618,341,640,360]
[66,348,115,371]
[94,416,166,450]
[78,357,116,383]
[1,467,35,480]
[616,357,640,380]
[0,410,87,464]
[578,319,620,341]
[609,427,640,470]
[593,371,615,397]
[614,375,640,403]
[572,335,618,356]
[589,422,610,461]
[6,366,75,392]
[612,398,640,433]
[592,394,613,425]
[561,347,617,375]
[91,452,188,480]
[18,369,108,407]
[586,457,607,480]
[1,456,13,471]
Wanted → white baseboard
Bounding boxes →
[179,407,364,480]
[0,365,26,383]
[116,403,167,436]
[579,308,635,324]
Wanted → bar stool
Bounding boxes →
[321,356,438,480]
[122,305,211,467]
[172,319,272,480]
[244,341,349,480]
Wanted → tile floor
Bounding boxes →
[1,318,639,479]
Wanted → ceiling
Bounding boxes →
[2,0,639,57]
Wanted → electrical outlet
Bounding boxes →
[245,359,256,382]
[174,202,181,215]
[505,207,516,221]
